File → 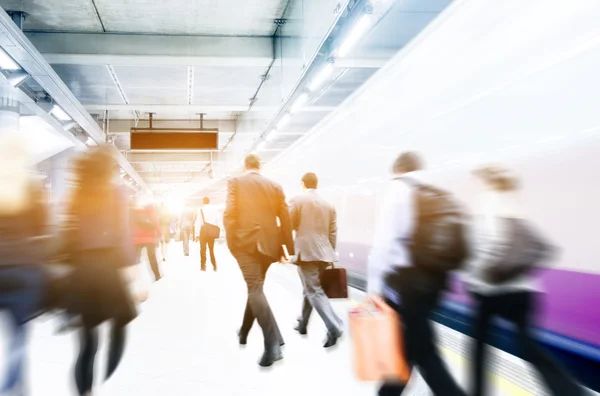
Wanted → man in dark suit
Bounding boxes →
[289,172,343,348]
[223,153,294,367]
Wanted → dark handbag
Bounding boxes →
[483,218,554,284]
[200,209,221,239]
[322,264,348,299]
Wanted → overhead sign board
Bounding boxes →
[130,128,218,150]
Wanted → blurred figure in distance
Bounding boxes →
[180,203,196,256]
[62,146,138,396]
[196,196,220,271]
[158,202,171,262]
[224,153,294,367]
[0,131,50,396]
[468,165,582,396]
[132,199,162,281]
[289,172,343,347]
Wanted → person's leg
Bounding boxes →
[135,244,143,264]
[1,313,26,394]
[510,292,583,396]
[145,243,161,281]
[75,323,99,396]
[471,293,494,396]
[296,265,313,332]
[106,319,127,381]
[182,229,190,255]
[200,231,207,271]
[208,237,217,270]
[299,262,341,338]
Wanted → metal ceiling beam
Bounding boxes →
[26,33,274,67]
[104,119,236,134]
[84,104,336,113]
[0,9,150,194]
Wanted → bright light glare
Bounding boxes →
[309,63,335,91]
[257,141,267,151]
[290,93,309,114]
[85,137,97,146]
[277,113,291,129]
[337,15,372,58]
[0,48,20,70]
[50,105,72,121]
[266,129,277,141]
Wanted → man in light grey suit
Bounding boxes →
[289,172,343,348]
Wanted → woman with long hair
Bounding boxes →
[0,131,50,395]
[63,145,138,396]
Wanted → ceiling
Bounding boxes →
[0,0,454,202]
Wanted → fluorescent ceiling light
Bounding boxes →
[257,141,267,151]
[337,14,372,58]
[85,137,97,146]
[309,63,335,91]
[290,93,309,114]
[277,113,291,129]
[0,47,20,70]
[50,105,71,121]
[266,129,277,141]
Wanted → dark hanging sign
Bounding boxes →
[130,128,219,150]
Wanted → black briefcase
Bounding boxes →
[322,265,348,299]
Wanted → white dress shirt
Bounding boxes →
[195,204,220,234]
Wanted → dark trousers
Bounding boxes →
[75,318,126,395]
[200,231,217,270]
[379,290,466,396]
[297,262,342,334]
[135,243,161,281]
[471,291,582,396]
[237,254,283,349]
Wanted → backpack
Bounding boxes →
[483,218,554,284]
[402,178,469,274]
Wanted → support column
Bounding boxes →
[47,147,77,226]
[0,96,20,134]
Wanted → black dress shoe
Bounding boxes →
[237,330,247,345]
[323,331,343,348]
[294,324,307,335]
[258,347,283,367]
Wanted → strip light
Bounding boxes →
[290,93,309,114]
[0,47,20,70]
[257,141,267,151]
[266,129,277,141]
[309,63,335,91]
[50,105,72,121]
[337,14,372,58]
[277,113,291,129]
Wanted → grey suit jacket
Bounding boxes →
[289,190,337,263]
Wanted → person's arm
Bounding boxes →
[288,197,300,232]
[276,185,295,256]
[329,206,337,251]
[223,178,238,251]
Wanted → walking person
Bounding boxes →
[368,152,468,396]
[223,153,294,367]
[158,202,171,262]
[132,201,162,281]
[0,131,51,396]
[196,196,219,271]
[62,146,139,396]
[468,165,582,396]
[289,172,343,347]
[180,204,196,256]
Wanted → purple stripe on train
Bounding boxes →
[337,242,600,348]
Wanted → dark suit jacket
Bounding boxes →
[289,190,337,263]
[223,172,294,261]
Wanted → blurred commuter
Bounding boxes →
[62,146,138,396]
[180,203,196,256]
[0,132,50,396]
[468,166,582,396]
[224,153,294,367]
[133,201,162,281]
[158,202,171,261]
[368,152,467,396]
[196,196,219,271]
[289,172,343,347]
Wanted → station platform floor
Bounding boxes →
[5,242,589,395]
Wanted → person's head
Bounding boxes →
[203,196,210,205]
[473,165,519,192]
[391,151,422,176]
[244,153,261,171]
[301,172,318,190]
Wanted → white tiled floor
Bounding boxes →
[3,242,512,395]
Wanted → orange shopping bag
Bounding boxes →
[349,296,411,383]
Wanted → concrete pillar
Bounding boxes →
[0,96,20,134]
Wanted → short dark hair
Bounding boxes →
[392,151,422,174]
[301,172,318,189]
[244,153,261,170]
[203,196,210,205]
